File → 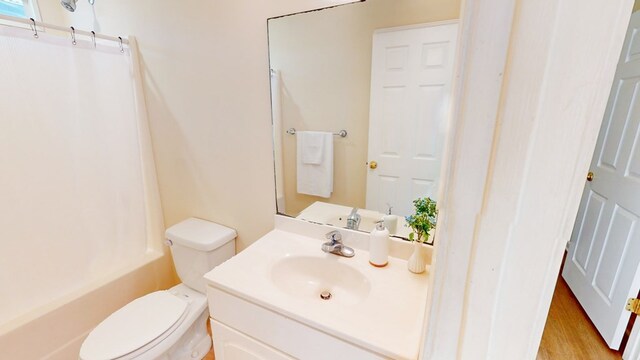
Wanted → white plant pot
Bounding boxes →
[407,241,426,274]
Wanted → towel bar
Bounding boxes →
[286,128,347,138]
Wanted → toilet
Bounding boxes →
[79,218,236,360]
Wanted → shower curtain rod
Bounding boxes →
[0,14,129,45]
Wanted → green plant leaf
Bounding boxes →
[406,197,438,242]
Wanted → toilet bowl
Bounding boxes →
[80,218,236,360]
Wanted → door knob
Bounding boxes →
[369,161,378,170]
[587,171,594,182]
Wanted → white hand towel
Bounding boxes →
[297,131,333,198]
[300,131,325,165]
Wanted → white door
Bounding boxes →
[563,11,640,350]
[365,23,457,217]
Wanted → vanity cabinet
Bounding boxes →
[211,320,293,360]
[207,287,387,360]
[204,226,429,360]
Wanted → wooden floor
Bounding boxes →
[204,319,215,360]
[537,276,622,360]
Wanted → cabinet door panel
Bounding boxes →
[211,319,294,360]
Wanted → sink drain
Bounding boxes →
[320,291,332,300]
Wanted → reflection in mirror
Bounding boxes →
[269,0,459,241]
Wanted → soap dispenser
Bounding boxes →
[369,221,389,267]
[382,205,398,234]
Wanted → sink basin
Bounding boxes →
[270,256,371,305]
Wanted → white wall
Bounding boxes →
[35,0,383,252]
[36,0,67,25]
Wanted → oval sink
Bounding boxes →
[270,256,371,305]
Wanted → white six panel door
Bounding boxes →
[365,23,457,217]
[563,11,640,350]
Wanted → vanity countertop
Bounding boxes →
[204,228,429,360]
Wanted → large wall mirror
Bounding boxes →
[269,0,459,242]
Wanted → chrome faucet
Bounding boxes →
[322,230,355,258]
[346,207,361,230]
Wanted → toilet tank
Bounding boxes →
[165,218,236,293]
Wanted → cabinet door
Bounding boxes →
[211,319,294,360]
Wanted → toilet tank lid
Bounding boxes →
[165,218,237,251]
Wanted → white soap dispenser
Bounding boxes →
[382,205,398,234]
[369,221,389,267]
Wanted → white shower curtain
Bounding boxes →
[0,25,148,324]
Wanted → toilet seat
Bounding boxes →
[80,291,189,360]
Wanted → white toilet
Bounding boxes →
[79,218,236,360]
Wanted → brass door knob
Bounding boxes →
[369,161,378,170]
[587,171,594,182]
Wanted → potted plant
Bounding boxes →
[405,197,437,273]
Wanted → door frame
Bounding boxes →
[424,0,635,359]
[624,319,640,359]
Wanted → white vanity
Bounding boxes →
[204,216,430,360]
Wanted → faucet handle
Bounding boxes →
[325,230,342,242]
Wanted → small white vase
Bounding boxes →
[408,241,426,274]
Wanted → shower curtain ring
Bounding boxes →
[91,31,96,48]
[70,26,76,45]
[29,18,38,38]
[118,37,124,53]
